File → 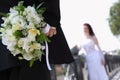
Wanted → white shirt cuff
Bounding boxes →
[42,24,51,34]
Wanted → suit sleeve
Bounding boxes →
[42,0,61,27]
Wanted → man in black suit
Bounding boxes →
[0,0,74,80]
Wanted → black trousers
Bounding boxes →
[0,68,11,80]
[0,61,51,80]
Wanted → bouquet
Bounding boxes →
[0,1,50,67]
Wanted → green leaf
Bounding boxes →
[44,36,51,42]
[0,12,7,17]
[35,2,46,14]
[36,2,44,10]
[14,1,25,15]
[14,6,25,12]
[34,49,44,57]
[13,30,24,38]
[36,33,51,43]
[37,7,46,14]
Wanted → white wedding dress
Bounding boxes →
[81,38,108,80]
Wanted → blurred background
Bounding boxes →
[60,0,120,52]
[51,0,120,80]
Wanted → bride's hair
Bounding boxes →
[83,23,95,36]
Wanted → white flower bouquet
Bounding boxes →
[0,1,50,67]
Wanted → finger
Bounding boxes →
[49,30,54,37]
[46,29,57,37]
[51,27,57,35]
[49,29,56,37]
[49,32,54,37]
[53,30,57,35]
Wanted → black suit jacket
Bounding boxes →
[0,0,74,71]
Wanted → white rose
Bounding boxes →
[11,16,27,29]
[23,53,33,61]
[2,29,16,46]
[27,22,35,29]
[9,8,19,20]
[25,6,41,25]
[7,42,16,51]
[27,34,36,41]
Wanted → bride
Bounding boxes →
[76,23,108,80]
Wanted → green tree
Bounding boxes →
[108,0,120,37]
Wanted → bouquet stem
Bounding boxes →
[29,59,35,67]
